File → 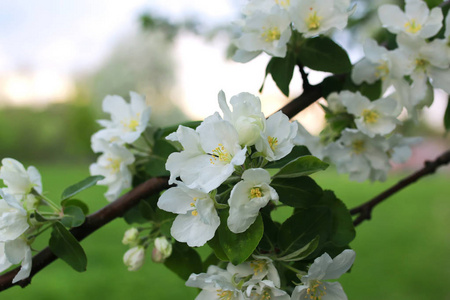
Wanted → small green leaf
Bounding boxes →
[61,175,104,201]
[61,199,89,215]
[61,206,86,228]
[49,221,87,272]
[271,177,323,208]
[444,96,450,132]
[207,234,228,261]
[265,146,310,169]
[139,200,155,221]
[164,242,203,280]
[260,52,296,97]
[277,236,319,262]
[145,139,178,177]
[218,212,264,265]
[298,37,351,74]
[273,155,328,179]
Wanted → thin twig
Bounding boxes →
[0,177,170,291]
[350,150,450,226]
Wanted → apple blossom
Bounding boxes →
[227,255,280,288]
[0,190,29,242]
[291,249,355,300]
[122,228,139,245]
[0,238,32,283]
[151,236,172,263]
[245,280,290,300]
[227,168,278,233]
[123,246,145,271]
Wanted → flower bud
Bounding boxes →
[123,246,145,271]
[122,228,139,245]
[151,237,172,263]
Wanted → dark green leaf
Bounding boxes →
[298,37,351,74]
[445,96,450,132]
[207,234,228,261]
[265,146,310,169]
[61,199,89,215]
[49,221,87,272]
[260,52,296,97]
[31,210,49,222]
[320,75,345,98]
[218,212,264,265]
[343,77,382,101]
[271,177,323,208]
[273,155,328,178]
[139,200,155,221]
[278,207,332,255]
[164,242,203,280]
[61,206,86,228]
[145,139,178,177]
[61,175,104,201]
[202,252,221,272]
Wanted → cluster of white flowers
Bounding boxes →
[0,159,43,283]
[90,92,151,201]
[353,0,450,115]
[158,91,297,247]
[186,249,355,300]
[233,0,353,62]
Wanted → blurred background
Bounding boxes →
[0,0,449,299]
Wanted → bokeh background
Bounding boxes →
[0,0,449,299]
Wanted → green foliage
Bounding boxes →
[61,206,86,228]
[260,51,296,97]
[61,199,90,215]
[445,96,450,132]
[164,242,203,280]
[271,176,323,208]
[273,155,328,178]
[61,176,104,201]
[49,222,87,272]
[297,37,352,74]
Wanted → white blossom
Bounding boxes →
[233,5,292,62]
[289,0,351,38]
[123,246,145,271]
[89,140,135,202]
[227,168,278,233]
[339,91,400,137]
[246,280,290,300]
[122,228,139,245]
[378,0,443,38]
[218,91,266,147]
[157,183,220,247]
[387,134,422,164]
[0,189,29,242]
[255,111,298,161]
[152,237,172,263]
[0,238,32,283]
[293,122,326,160]
[291,249,355,300]
[95,91,151,145]
[227,255,281,288]
[166,116,246,193]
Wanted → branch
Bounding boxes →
[0,177,170,291]
[350,150,450,226]
[439,0,450,7]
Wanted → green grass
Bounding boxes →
[2,165,450,299]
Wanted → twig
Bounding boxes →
[0,177,170,291]
[350,150,450,226]
[278,84,323,119]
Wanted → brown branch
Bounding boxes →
[350,150,450,226]
[439,0,450,7]
[0,177,170,291]
[279,84,323,119]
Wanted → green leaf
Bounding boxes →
[61,199,89,215]
[320,75,345,98]
[342,76,382,101]
[31,210,50,222]
[298,37,351,74]
[164,242,203,280]
[49,221,87,272]
[139,200,156,221]
[260,51,296,97]
[445,96,450,132]
[265,146,310,169]
[277,236,319,262]
[61,206,86,228]
[278,207,332,255]
[61,175,104,201]
[145,139,178,177]
[271,177,323,208]
[207,234,228,261]
[218,212,264,265]
[273,155,328,179]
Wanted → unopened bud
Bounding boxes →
[122,228,139,245]
[123,246,145,271]
[151,237,172,263]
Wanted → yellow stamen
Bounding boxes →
[375,61,389,80]
[305,280,326,300]
[268,136,278,151]
[306,10,322,30]
[216,289,233,300]
[210,144,232,165]
[261,27,281,42]
[415,58,428,71]
[275,0,290,8]
[250,187,263,199]
[252,289,272,300]
[250,259,266,276]
[107,158,120,173]
[404,19,422,34]
[351,140,365,154]
[362,109,379,124]
[191,210,198,216]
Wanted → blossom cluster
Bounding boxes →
[187,250,355,300]
[89,92,151,201]
[158,91,297,247]
[233,0,353,62]
[0,159,42,283]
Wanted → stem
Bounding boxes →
[32,190,60,212]
[350,150,450,226]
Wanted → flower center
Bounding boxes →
[190,197,198,216]
[261,27,281,42]
[275,0,290,8]
[306,280,327,299]
[210,144,232,165]
[415,58,429,71]
[250,259,266,275]
[268,136,278,151]
[306,10,322,30]
[404,19,422,34]
[251,289,272,300]
[250,187,263,199]
[107,158,120,173]
[216,290,233,300]
[375,61,389,80]
[362,109,379,124]
[351,140,365,154]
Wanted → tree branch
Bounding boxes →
[0,177,170,291]
[279,84,323,119]
[350,150,450,226]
